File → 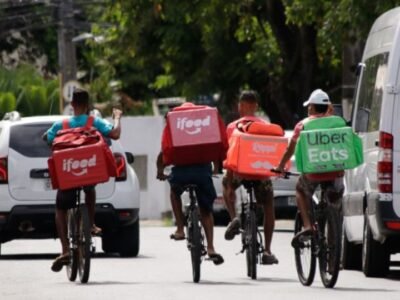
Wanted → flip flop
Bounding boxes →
[51,254,70,272]
[208,253,224,265]
[291,228,313,248]
[170,233,185,240]
[91,225,102,237]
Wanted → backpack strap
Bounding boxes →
[62,119,70,129]
[85,115,95,129]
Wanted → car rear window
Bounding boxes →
[9,122,113,158]
[10,123,52,158]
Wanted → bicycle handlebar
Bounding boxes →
[270,168,300,179]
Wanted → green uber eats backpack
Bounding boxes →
[294,115,363,173]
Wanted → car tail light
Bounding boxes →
[0,157,8,184]
[384,221,400,230]
[114,153,127,181]
[377,132,393,193]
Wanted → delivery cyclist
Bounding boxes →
[275,89,344,247]
[44,88,122,272]
[223,90,278,265]
[156,102,226,265]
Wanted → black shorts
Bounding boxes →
[168,164,216,212]
[56,186,95,210]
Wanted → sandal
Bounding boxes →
[51,254,70,272]
[291,228,313,248]
[170,232,185,241]
[261,253,279,265]
[91,225,102,237]
[208,253,224,265]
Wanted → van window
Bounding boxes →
[355,52,388,133]
[10,123,52,158]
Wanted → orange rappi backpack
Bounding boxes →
[162,103,228,166]
[224,120,290,179]
[48,116,117,190]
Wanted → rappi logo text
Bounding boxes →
[62,155,97,176]
[176,115,210,135]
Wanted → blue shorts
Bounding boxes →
[168,164,216,212]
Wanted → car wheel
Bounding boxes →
[102,232,118,254]
[362,213,389,277]
[118,219,140,257]
[341,227,362,270]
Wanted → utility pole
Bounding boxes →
[57,0,77,114]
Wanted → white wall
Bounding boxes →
[117,116,170,219]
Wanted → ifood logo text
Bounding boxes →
[176,115,210,135]
[63,155,97,176]
[252,143,276,154]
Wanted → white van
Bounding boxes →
[342,7,400,277]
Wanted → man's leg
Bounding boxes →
[296,189,312,230]
[55,208,69,255]
[85,188,96,226]
[170,189,185,238]
[256,181,278,265]
[222,173,241,240]
[199,207,215,254]
[262,194,275,255]
[52,191,72,272]
[84,187,101,235]
[222,174,237,220]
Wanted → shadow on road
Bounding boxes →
[0,252,153,260]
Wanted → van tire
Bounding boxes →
[341,229,362,270]
[118,220,140,257]
[362,213,389,277]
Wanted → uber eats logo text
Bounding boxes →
[305,131,349,162]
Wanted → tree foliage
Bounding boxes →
[0,65,59,118]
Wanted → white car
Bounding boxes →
[0,113,140,257]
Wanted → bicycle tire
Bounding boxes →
[77,204,91,284]
[294,211,316,286]
[66,208,78,282]
[245,208,257,280]
[318,206,341,288]
[189,209,202,283]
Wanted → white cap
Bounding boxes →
[303,89,331,107]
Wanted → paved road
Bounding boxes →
[0,223,399,300]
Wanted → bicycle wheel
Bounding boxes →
[66,208,78,282]
[318,206,341,288]
[245,208,257,280]
[294,211,316,286]
[77,204,91,284]
[188,209,202,283]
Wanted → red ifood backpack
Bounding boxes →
[162,103,228,166]
[224,120,290,179]
[48,116,117,190]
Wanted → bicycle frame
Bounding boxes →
[239,180,264,280]
[184,185,206,283]
[66,188,92,284]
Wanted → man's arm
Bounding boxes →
[276,139,297,172]
[108,108,122,140]
[156,151,168,180]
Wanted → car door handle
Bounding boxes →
[30,168,50,179]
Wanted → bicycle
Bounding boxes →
[238,180,265,280]
[66,188,94,284]
[272,169,342,288]
[183,184,207,283]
